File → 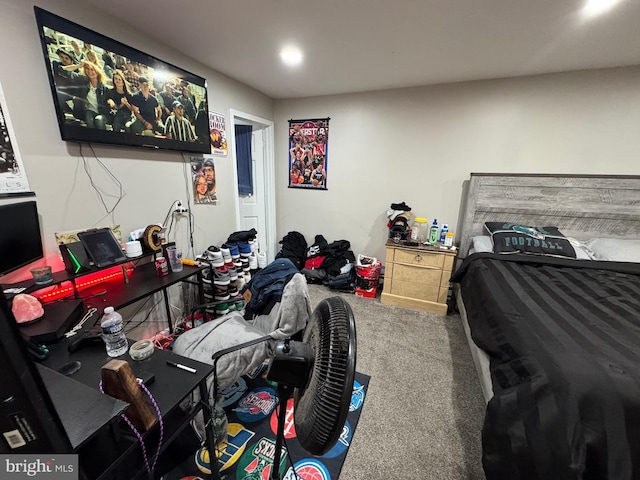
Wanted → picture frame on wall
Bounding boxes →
[208,111,228,156]
[191,157,217,204]
[288,117,329,190]
[0,82,33,196]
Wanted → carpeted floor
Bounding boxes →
[306,284,487,480]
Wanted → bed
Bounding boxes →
[451,173,640,480]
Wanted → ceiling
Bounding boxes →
[82,0,640,99]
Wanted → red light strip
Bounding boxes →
[38,266,133,302]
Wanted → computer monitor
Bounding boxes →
[0,201,44,277]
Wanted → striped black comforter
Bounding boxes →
[451,253,640,480]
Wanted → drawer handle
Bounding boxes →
[415,254,422,262]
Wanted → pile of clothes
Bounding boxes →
[387,201,413,241]
[276,231,357,292]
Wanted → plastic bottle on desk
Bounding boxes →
[439,224,449,244]
[429,219,439,244]
[101,306,128,357]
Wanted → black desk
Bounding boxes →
[3,259,205,334]
[37,364,128,450]
[41,336,216,480]
[80,262,205,333]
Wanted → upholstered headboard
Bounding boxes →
[456,173,640,260]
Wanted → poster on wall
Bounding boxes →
[191,157,217,204]
[0,83,32,196]
[209,111,228,156]
[288,117,329,190]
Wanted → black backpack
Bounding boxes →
[275,231,308,270]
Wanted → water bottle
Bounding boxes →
[101,306,128,357]
[429,219,439,244]
[439,224,449,244]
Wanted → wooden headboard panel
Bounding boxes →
[456,173,640,259]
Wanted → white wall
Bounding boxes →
[3,0,640,278]
[0,0,273,283]
[274,66,640,262]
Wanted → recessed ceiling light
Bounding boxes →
[280,47,303,67]
[582,0,622,17]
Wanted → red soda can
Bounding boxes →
[155,257,169,276]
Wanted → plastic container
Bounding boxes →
[444,231,455,247]
[429,219,439,244]
[101,306,128,357]
[439,224,449,244]
[166,246,183,272]
[410,217,428,242]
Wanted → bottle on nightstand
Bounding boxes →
[439,224,449,244]
[429,219,439,244]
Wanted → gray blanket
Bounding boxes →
[172,272,311,432]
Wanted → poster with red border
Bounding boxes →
[208,111,227,156]
[288,117,329,190]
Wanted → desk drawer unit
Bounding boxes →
[381,243,456,315]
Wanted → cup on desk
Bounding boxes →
[30,265,53,285]
[166,246,183,272]
[125,240,143,258]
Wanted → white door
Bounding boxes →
[237,129,267,253]
[230,110,276,262]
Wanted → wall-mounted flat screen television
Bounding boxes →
[0,201,44,277]
[34,7,211,154]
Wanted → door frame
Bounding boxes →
[229,109,276,262]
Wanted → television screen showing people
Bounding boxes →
[35,7,211,154]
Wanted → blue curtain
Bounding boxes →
[235,125,253,195]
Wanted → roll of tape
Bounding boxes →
[129,339,154,361]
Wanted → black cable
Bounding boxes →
[182,153,196,256]
[123,298,162,333]
[282,423,299,479]
[161,200,178,231]
[79,143,125,214]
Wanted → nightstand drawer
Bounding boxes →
[393,249,444,268]
[390,279,440,302]
[392,264,442,286]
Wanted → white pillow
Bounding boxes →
[566,237,596,260]
[584,238,640,262]
[471,235,493,254]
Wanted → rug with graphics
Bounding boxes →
[164,369,369,480]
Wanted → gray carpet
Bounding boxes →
[306,284,486,480]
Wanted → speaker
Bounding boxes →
[59,241,92,274]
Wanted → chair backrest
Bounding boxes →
[172,272,311,390]
[249,272,311,339]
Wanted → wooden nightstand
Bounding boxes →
[381,241,456,315]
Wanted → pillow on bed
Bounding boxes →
[584,238,640,262]
[484,222,577,258]
[471,235,494,254]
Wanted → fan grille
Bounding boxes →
[294,296,356,455]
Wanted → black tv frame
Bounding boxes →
[34,6,211,154]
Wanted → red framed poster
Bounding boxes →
[288,117,329,190]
